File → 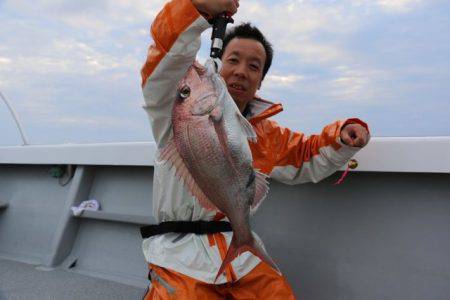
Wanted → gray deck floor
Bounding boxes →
[0,258,146,300]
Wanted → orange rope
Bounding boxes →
[207,212,237,282]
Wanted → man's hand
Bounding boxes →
[192,0,239,18]
[340,123,369,148]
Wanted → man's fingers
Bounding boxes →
[354,136,364,147]
[355,127,368,147]
[341,123,370,148]
[340,130,353,146]
[228,0,238,15]
[361,134,368,147]
[193,0,239,18]
[360,132,368,147]
[350,129,367,147]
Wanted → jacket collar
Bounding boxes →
[245,96,283,125]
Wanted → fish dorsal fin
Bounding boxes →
[159,139,218,211]
[236,112,257,143]
[250,170,269,214]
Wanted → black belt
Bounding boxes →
[140,221,232,239]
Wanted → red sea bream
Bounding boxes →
[159,58,279,282]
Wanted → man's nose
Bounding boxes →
[233,63,247,78]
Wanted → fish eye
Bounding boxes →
[179,86,191,99]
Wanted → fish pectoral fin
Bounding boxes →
[236,112,257,143]
[209,105,223,123]
[159,138,218,211]
[250,170,269,214]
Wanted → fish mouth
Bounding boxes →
[195,91,217,103]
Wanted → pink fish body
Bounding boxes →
[160,58,278,282]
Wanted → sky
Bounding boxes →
[0,0,449,146]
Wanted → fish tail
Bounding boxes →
[213,234,280,284]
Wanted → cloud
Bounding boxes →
[321,64,391,104]
[234,0,362,65]
[350,0,426,13]
[264,74,304,88]
[0,57,12,65]
[376,0,424,13]
[0,40,122,78]
[235,0,428,66]
[4,0,162,26]
[51,115,139,128]
[238,0,360,35]
[281,40,346,64]
[20,98,59,117]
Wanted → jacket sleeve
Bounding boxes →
[141,0,210,147]
[257,118,370,184]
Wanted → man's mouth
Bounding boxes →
[229,83,245,92]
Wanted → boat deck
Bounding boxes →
[0,258,145,300]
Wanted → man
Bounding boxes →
[140,0,370,298]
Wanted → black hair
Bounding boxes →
[220,22,273,81]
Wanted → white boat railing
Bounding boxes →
[0,137,449,173]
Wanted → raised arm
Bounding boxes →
[141,0,239,147]
[141,0,210,147]
[252,118,370,184]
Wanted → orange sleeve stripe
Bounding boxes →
[277,120,344,165]
[140,0,201,88]
[249,103,283,126]
[251,119,348,174]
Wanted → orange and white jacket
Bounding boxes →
[141,0,370,284]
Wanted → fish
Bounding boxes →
[159,58,279,282]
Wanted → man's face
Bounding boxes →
[220,38,266,112]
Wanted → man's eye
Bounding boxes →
[228,58,238,63]
[250,64,260,71]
